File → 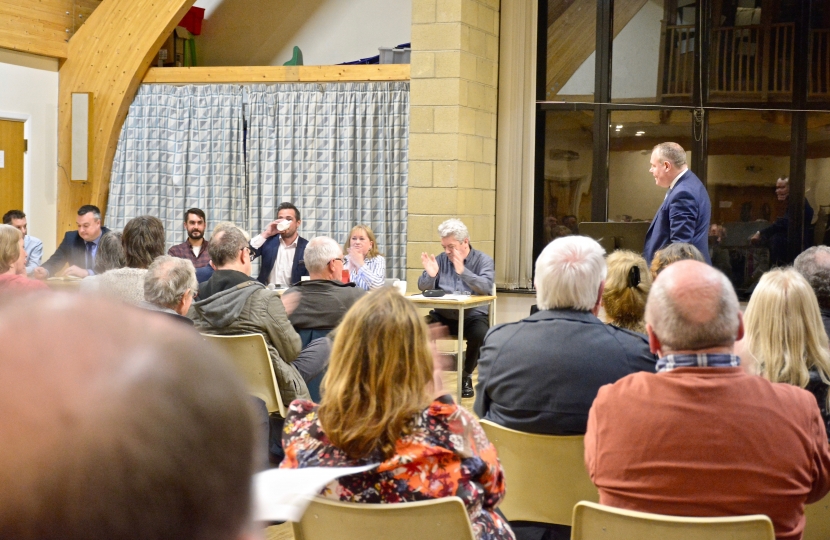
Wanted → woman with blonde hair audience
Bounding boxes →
[602,250,651,334]
[649,242,706,280]
[737,268,830,439]
[0,224,47,292]
[281,287,514,540]
[343,224,386,290]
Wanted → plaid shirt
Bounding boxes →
[168,240,211,268]
[656,353,740,373]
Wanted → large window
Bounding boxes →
[535,0,830,274]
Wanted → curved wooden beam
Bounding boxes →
[56,0,195,240]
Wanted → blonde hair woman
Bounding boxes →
[281,288,514,540]
[602,250,652,333]
[343,224,386,290]
[738,268,830,440]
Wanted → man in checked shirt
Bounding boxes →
[168,208,211,269]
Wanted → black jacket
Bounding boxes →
[42,228,111,275]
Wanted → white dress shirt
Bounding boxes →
[250,233,298,287]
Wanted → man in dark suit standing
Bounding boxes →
[33,205,111,279]
[249,202,309,287]
[643,142,711,265]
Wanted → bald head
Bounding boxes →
[0,295,257,540]
[645,260,741,353]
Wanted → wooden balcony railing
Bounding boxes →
[811,29,830,96]
[662,24,695,97]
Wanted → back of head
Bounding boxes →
[0,295,256,540]
[304,236,342,274]
[602,250,652,332]
[94,232,126,274]
[145,255,198,309]
[650,242,705,279]
[0,224,22,273]
[645,260,740,351]
[208,227,248,268]
[319,287,433,460]
[122,216,165,269]
[534,235,606,311]
[794,245,830,310]
[744,268,830,388]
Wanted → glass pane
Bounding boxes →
[612,0,693,104]
[808,2,830,101]
[608,109,693,222]
[709,0,793,103]
[707,109,791,298]
[806,114,830,249]
[545,0,597,102]
[540,110,594,243]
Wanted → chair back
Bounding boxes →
[201,333,286,417]
[292,496,475,540]
[805,493,830,540]
[479,419,598,525]
[571,501,775,540]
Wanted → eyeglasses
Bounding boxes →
[330,257,344,263]
[241,246,259,261]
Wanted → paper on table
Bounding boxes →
[252,464,378,522]
[408,293,475,301]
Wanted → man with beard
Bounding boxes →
[168,208,211,269]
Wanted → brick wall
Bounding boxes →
[405,0,500,287]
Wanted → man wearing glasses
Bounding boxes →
[190,224,312,406]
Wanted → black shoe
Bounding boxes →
[462,375,474,398]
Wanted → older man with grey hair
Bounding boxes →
[795,245,830,338]
[585,260,830,540]
[283,236,365,347]
[140,255,198,326]
[419,218,495,398]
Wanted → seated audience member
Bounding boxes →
[93,216,165,305]
[0,225,47,292]
[585,260,830,540]
[794,245,830,337]
[251,202,309,287]
[283,236,365,346]
[140,255,198,327]
[561,214,579,234]
[168,207,211,268]
[0,295,259,540]
[601,250,651,334]
[191,225,310,405]
[34,204,110,279]
[419,218,495,398]
[708,223,732,276]
[281,288,515,540]
[344,224,386,290]
[648,241,705,280]
[79,232,125,292]
[475,236,655,436]
[3,210,42,275]
[737,268,830,440]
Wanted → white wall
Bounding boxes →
[559,0,663,99]
[193,0,412,66]
[0,48,58,256]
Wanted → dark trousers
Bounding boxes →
[426,311,489,375]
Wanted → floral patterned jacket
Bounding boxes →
[281,395,515,540]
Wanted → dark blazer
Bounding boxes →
[473,309,656,435]
[255,235,309,286]
[643,169,711,265]
[42,227,111,275]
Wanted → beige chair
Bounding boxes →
[804,493,830,540]
[292,496,475,540]
[479,419,598,526]
[571,501,775,540]
[201,333,286,417]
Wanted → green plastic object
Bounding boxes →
[283,46,303,66]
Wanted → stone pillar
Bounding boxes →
[406,0,500,287]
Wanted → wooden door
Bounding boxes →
[0,119,24,214]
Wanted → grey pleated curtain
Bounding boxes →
[107,84,246,250]
[246,82,410,281]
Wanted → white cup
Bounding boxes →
[276,220,290,232]
[394,280,407,295]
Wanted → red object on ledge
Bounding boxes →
[179,7,205,36]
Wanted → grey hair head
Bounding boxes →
[208,227,248,268]
[653,142,687,168]
[437,219,469,243]
[144,256,197,309]
[94,232,125,274]
[303,236,343,274]
[795,245,830,310]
